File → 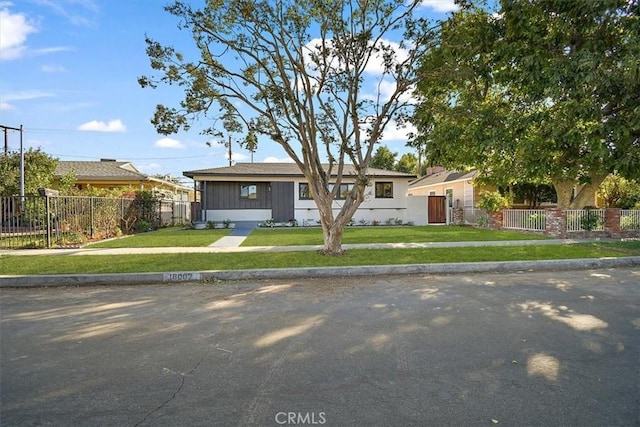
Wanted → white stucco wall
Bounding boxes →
[293,178,420,225]
[203,209,271,223]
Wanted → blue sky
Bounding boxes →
[0,0,457,184]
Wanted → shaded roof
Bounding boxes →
[183,162,416,179]
[56,160,145,180]
[409,169,477,188]
[55,160,191,191]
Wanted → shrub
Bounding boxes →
[580,207,602,231]
[477,190,511,213]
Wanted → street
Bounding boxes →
[1,268,639,426]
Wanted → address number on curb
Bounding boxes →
[163,272,202,282]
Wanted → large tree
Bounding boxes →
[371,145,398,170]
[0,149,57,196]
[412,0,640,208]
[139,0,433,254]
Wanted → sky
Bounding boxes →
[0,0,458,185]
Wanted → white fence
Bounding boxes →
[566,209,606,232]
[621,210,640,230]
[502,209,547,231]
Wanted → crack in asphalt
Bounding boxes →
[133,358,204,427]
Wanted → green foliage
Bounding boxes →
[0,148,58,196]
[512,183,556,208]
[57,170,77,194]
[580,207,603,232]
[122,191,162,233]
[371,146,397,170]
[395,153,418,174]
[136,219,152,232]
[139,0,434,253]
[620,215,640,231]
[477,190,511,213]
[412,1,640,208]
[599,175,640,208]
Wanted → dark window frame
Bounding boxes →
[375,181,394,198]
[299,183,312,200]
[240,183,258,199]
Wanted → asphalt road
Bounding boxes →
[1,268,639,426]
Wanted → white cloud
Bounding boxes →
[137,162,161,172]
[380,120,417,142]
[0,6,37,60]
[41,63,66,72]
[33,46,73,55]
[154,137,185,149]
[34,0,99,27]
[232,152,249,162]
[420,0,459,13]
[0,90,55,109]
[77,119,126,132]
[263,156,294,163]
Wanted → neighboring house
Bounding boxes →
[408,169,494,223]
[183,163,426,225]
[54,159,192,201]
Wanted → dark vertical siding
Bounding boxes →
[202,181,271,209]
[271,182,294,221]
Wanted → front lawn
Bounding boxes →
[241,225,548,246]
[85,227,231,248]
[2,242,638,275]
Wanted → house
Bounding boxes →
[55,159,192,201]
[183,163,426,225]
[408,169,495,223]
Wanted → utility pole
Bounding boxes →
[1,124,21,155]
[0,124,25,208]
[227,135,232,167]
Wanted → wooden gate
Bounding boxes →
[428,196,446,224]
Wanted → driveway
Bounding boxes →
[1,268,639,426]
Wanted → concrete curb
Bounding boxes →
[2,256,639,288]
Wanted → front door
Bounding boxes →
[271,182,294,222]
[428,196,446,224]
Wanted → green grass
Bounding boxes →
[2,242,638,275]
[241,225,549,246]
[85,227,232,248]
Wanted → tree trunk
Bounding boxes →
[309,177,365,255]
[553,180,574,209]
[553,175,607,209]
[569,175,606,209]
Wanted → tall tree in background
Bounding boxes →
[412,0,640,208]
[395,152,418,174]
[371,145,397,170]
[139,0,434,254]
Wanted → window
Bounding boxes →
[299,183,312,200]
[375,182,393,198]
[445,188,453,207]
[240,184,257,199]
[334,183,354,199]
